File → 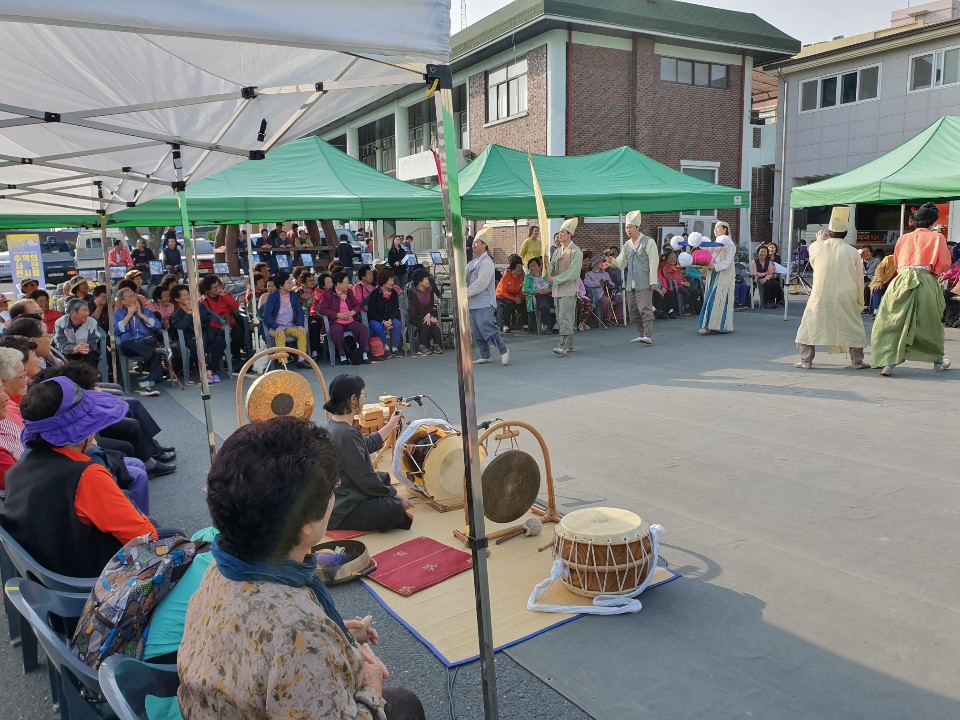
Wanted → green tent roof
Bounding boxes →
[458,144,750,219]
[110,136,445,226]
[791,116,960,208]
[0,213,101,230]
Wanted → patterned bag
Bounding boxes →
[369,335,385,359]
[71,533,207,668]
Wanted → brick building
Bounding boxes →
[316,0,798,261]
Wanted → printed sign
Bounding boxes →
[213,263,230,276]
[734,196,742,206]
[110,266,127,280]
[149,260,164,276]
[7,233,45,292]
[276,254,291,270]
[300,253,314,268]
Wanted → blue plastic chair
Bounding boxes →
[0,519,97,674]
[174,330,192,384]
[99,655,181,720]
[4,578,101,720]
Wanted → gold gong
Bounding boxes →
[245,369,315,422]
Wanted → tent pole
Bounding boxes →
[619,214,627,325]
[514,220,518,255]
[783,208,796,321]
[98,208,119,383]
[172,147,217,463]
[431,68,499,720]
[900,202,906,236]
[245,222,262,357]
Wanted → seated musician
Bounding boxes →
[178,415,425,720]
[324,374,413,532]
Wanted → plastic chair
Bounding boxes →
[99,655,181,720]
[160,330,180,387]
[175,330,192,383]
[320,314,354,366]
[0,518,97,673]
[95,327,109,384]
[5,578,102,720]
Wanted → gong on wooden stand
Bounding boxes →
[235,347,328,426]
[452,420,561,548]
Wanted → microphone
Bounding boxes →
[397,394,424,406]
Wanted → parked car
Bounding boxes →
[193,239,216,275]
[0,252,10,283]
[41,246,78,287]
[317,227,364,259]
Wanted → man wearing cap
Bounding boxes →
[794,208,868,370]
[2,376,157,578]
[549,218,584,356]
[466,227,509,366]
[17,277,39,298]
[607,211,659,344]
[109,239,134,269]
[67,275,90,300]
[871,202,952,376]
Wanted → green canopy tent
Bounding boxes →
[457,144,750,219]
[109,135,445,226]
[785,115,960,319]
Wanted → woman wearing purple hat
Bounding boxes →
[2,376,157,578]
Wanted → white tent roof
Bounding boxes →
[0,1,450,221]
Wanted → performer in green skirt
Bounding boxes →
[871,203,953,376]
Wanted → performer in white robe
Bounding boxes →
[698,221,737,335]
[794,207,868,369]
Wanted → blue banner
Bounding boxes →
[7,234,45,293]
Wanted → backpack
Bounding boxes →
[343,334,364,365]
[369,335,385,359]
[71,533,208,669]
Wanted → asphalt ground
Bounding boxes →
[3,296,960,719]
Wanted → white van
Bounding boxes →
[75,230,130,273]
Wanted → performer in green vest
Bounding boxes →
[608,211,659,345]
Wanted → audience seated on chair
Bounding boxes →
[145,285,175,330]
[54,298,102,368]
[495,257,526,332]
[752,245,784,309]
[88,285,111,334]
[584,255,616,325]
[367,269,405,359]
[1,376,157,578]
[113,287,164,395]
[0,347,26,490]
[352,265,375,311]
[169,284,220,382]
[522,257,555,334]
[316,271,371,365]
[262,271,309,365]
[200,275,243,365]
[30,289,62,335]
[178,415,425,720]
[0,335,41,386]
[407,270,444,354]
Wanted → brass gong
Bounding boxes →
[245,369,315,422]
[480,449,541,524]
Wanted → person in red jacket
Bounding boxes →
[199,275,243,363]
[315,272,370,364]
[108,239,134,268]
[495,256,526,331]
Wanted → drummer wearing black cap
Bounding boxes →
[324,374,413,532]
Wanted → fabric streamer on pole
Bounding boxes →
[98,209,120,383]
[431,66,499,720]
[530,153,550,281]
[619,214,627,325]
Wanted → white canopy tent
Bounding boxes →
[0,4,500,714]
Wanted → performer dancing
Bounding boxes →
[608,211,659,344]
[550,218,584,356]
[466,227,509,366]
[698,221,737,335]
[794,208,868,369]
[871,202,952,376]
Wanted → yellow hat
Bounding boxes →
[625,210,642,227]
[560,218,579,235]
[474,226,493,245]
[828,207,850,234]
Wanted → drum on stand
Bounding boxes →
[399,424,485,503]
[552,507,654,598]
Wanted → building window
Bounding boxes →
[486,58,528,122]
[909,46,960,92]
[680,162,719,219]
[799,64,881,113]
[660,57,729,89]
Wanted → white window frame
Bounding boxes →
[908,44,960,94]
[485,58,528,124]
[798,63,882,114]
[679,160,720,221]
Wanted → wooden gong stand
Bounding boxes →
[235,347,329,426]
[453,420,561,547]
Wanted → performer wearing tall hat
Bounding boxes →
[466,227,510,366]
[607,211,659,344]
[871,202,952,376]
[550,218,584,356]
[794,207,868,369]
[698,221,738,335]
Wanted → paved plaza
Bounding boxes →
[3,301,958,719]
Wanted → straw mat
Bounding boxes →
[359,499,679,666]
